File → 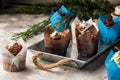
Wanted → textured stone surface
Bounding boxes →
[0,14,107,80]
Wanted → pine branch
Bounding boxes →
[12,19,50,41]
[11,0,115,41]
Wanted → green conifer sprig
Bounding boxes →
[12,19,50,41]
[11,0,115,41]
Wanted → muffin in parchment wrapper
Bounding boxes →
[98,14,120,45]
[2,38,27,72]
[70,17,99,59]
[44,5,71,56]
[105,50,120,80]
[44,28,70,56]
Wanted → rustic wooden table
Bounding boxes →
[0,14,107,80]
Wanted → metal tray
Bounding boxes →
[29,39,120,69]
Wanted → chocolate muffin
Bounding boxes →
[104,20,114,28]
[44,28,70,56]
[76,25,99,58]
[3,41,27,72]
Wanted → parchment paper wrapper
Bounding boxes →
[69,17,79,59]
[2,38,27,72]
[70,17,99,59]
[44,28,70,56]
